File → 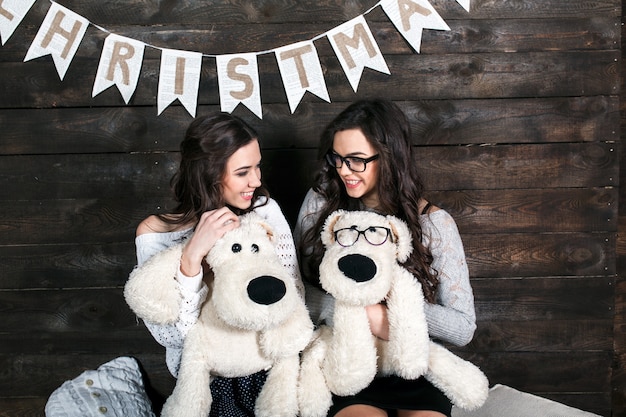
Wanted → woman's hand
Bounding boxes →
[366,303,390,340]
[180,207,240,277]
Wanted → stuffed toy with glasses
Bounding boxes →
[297,210,488,417]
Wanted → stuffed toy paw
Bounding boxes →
[125,212,314,417]
[297,210,488,417]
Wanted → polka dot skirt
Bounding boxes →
[209,370,268,417]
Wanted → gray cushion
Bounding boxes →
[45,356,155,417]
[452,384,601,417]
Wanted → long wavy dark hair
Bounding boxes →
[300,99,439,302]
[158,112,269,226]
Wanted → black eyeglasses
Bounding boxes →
[325,152,379,173]
[334,225,392,247]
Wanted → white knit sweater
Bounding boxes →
[133,197,301,377]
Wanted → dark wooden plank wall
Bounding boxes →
[0,0,622,416]
[616,2,626,417]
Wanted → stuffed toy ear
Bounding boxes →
[321,210,345,247]
[258,221,275,242]
[387,215,413,263]
[241,212,275,242]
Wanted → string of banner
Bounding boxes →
[0,0,469,118]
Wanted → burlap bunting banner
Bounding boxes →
[0,0,469,118]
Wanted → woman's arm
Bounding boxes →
[134,231,208,349]
[421,209,477,346]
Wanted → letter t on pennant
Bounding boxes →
[275,40,330,114]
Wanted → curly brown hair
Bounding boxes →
[299,99,439,303]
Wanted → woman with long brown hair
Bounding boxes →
[295,99,476,417]
[134,112,301,416]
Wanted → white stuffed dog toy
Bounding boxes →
[125,212,314,417]
[298,210,488,417]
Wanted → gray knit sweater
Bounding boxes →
[294,188,476,347]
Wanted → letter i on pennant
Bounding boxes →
[158,48,202,117]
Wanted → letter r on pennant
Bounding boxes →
[107,41,135,85]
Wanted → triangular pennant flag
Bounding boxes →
[216,53,263,119]
[92,34,145,104]
[157,48,202,117]
[0,0,36,45]
[275,40,330,114]
[23,2,89,80]
[456,0,470,12]
[327,15,390,92]
[380,0,450,53]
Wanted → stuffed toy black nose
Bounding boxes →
[247,276,287,305]
[338,254,377,283]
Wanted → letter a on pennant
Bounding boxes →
[92,34,145,104]
[24,2,89,80]
[380,0,449,53]
[327,15,390,92]
[0,0,37,45]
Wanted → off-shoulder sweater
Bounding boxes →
[132,197,301,377]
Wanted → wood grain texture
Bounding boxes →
[0,51,618,108]
[0,0,622,415]
[0,96,618,155]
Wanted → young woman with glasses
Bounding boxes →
[131,112,302,416]
[294,99,477,417]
